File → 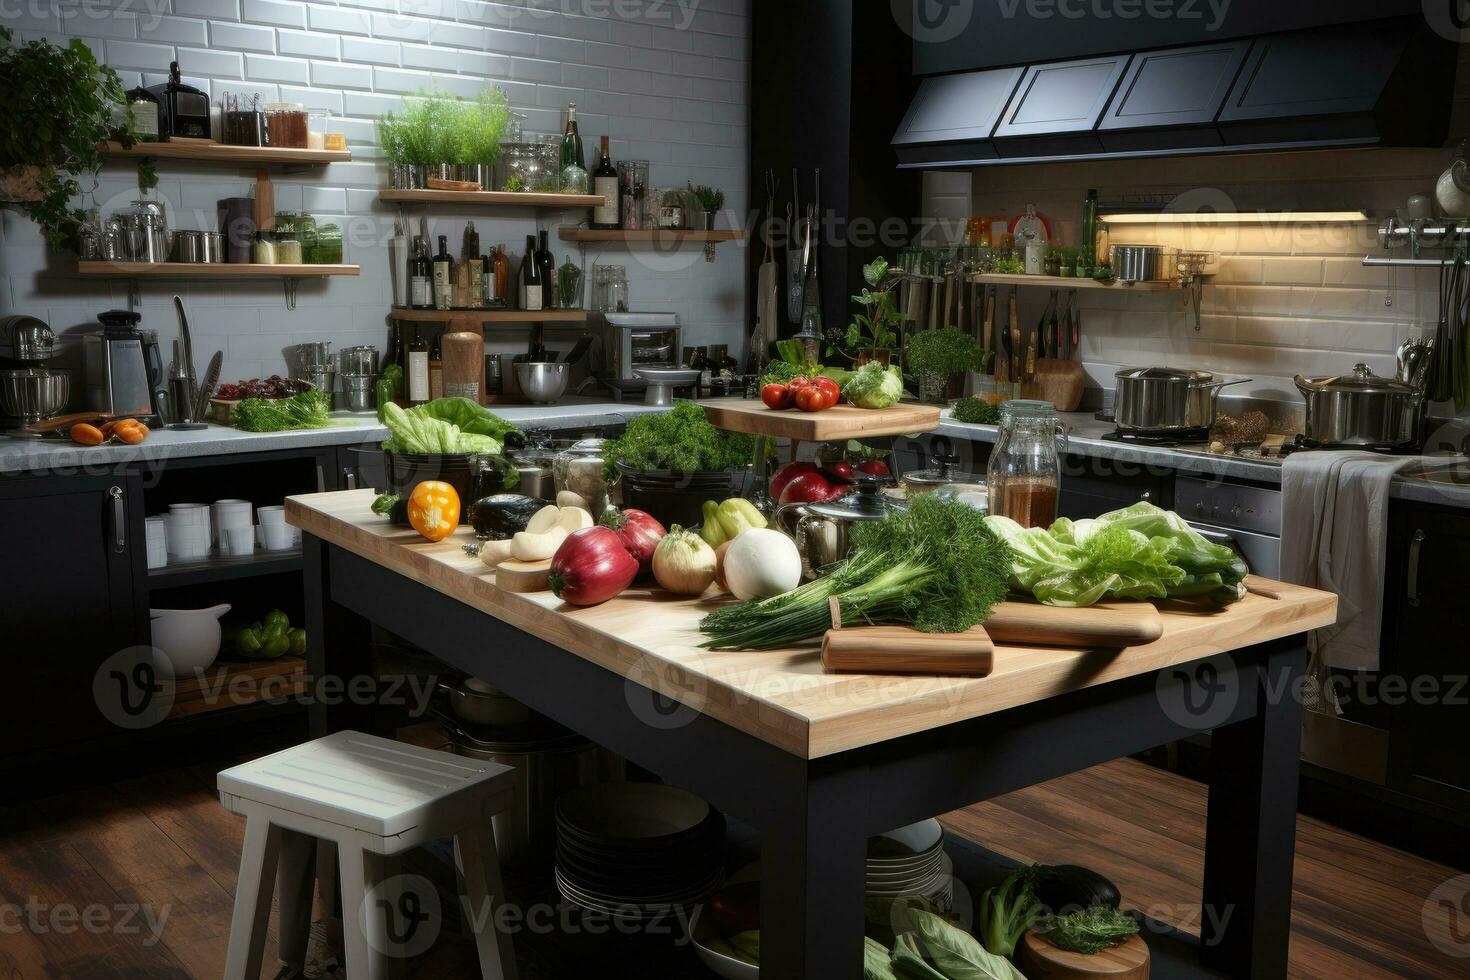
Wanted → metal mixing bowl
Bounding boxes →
[514,362,569,405]
[0,368,70,424]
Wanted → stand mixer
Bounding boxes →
[0,315,70,432]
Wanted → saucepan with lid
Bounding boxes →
[1113,367,1250,433]
[1294,362,1425,450]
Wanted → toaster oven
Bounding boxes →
[596,313,682,383]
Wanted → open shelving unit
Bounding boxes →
[147,550,304,591]
[559,228,746,243]
[380,189,606,208]
[162,655,308,721]
[103,138,350,166]
[972,272,1174,290]
[387,306,586,324]
[74,261,360,309]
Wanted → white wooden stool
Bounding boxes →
[218,730,518,980]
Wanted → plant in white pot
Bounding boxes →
[687,183,725,231]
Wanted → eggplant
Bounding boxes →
[471,494,552,539]
[1032,864,1121,914]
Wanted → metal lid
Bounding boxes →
[1296,363,1419,396]
[802,483,905,521]
[1114,367,1211,384]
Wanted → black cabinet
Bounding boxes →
[891,68,1022,167]
[1057,458,1172,521]
[993,55,1130,158]
[0,474,143,763]
[1097,41,1250,152]
[1385,503,1470,811]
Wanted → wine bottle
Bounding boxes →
[428,331,444,401]
[521,235,543,312]
[535,230,557,310]
[591,135,619,229]
[561,102,584,173]
[461,221,483,310]
[406,325,429,406]
[432,235,453,311]
[409,235,431,309]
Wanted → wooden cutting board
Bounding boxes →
[1018,930,1150,979]
[984,601,1164,648]
[822,625,993,676]
[494,559,552,593]
[700,397,941,441]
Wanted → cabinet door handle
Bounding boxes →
[315,464,326,493]
[343,467,358,490]
[109,485,126,555]
[1407,529,1426,606]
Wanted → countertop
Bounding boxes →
[289,488,1337,759]
[0,400,665,475]
[937,411,1470,509]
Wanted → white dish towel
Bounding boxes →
[1280,451,1416,671]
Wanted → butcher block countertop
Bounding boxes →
[288,489,1339,760]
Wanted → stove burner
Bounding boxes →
[1102,427,1212,447]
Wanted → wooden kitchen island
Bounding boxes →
[289,489,1337,980]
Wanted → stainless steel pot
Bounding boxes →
[1114,367,1251,433]
[438,710,623,880]
[778,483,906,579]
[1294,363,1425,450]
[0,368,69,424]
[1110,244,1178,283]
[439,676,538,728]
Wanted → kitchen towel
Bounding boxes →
[1281,451,1416,671]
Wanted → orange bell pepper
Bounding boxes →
[407,481,461,542]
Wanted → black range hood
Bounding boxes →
[892,16,1455,169]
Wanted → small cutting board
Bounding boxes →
[984,601,1164,648]
[1018,930,1150,979]
[821,625,994,676]
[494,559,552,593]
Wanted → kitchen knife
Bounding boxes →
[173,294,198,410]
[194,351,222,423]
[981,286,994,372]
[1009,288,1020,377]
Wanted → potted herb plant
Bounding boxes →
[904,325,981,403]
[0,28,140,251]
[838,257,911,366]
[687,183,725,231]
[450,89,509,189]
[379,95,437,188]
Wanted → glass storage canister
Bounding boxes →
[618,160,648,231]
[553,439,612,515]
[309,222,342,264]
[263,101,308,148]
[985,400,1066,529]
[534,137,562,193]
[275,212,316,258]
[603,266,630,313]
[498,143,542,193]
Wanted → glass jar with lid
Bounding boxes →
[604,266,629,313]
[264,101,308,148]
[986,400,1067,528]
[898,434,986,498]
[553,439,612,516]
[534,137,562,193]
[498,143,541,193]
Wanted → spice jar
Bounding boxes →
[986,400,1066,528]
[251,232,277,264]
[264,102,308,148]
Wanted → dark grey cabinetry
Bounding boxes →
[993,55,1130,158]
[1384,502,1470,811]
[0,474,144,763]
[1097,41,1251,151]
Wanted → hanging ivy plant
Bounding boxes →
[0,27,146,252]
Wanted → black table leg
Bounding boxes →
[759,767,870,980]
[1201,639,1307,978]
[303,534,374,738]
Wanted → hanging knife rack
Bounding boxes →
[1365,218,1470,265]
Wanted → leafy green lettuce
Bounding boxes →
[985,502,1248,607]
[381,401,505,455]
[844,361,905,409]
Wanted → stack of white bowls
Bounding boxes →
[145,516,168,569]
[213,499,255,557]
[165,503,212,561]
[865,819,954,909]
[256,504,299,552]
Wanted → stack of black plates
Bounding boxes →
[555,783,725,919]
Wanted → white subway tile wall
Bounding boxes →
[922,147,1462,412]
[2,0,751,384]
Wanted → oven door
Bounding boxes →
[1188,521,1281,580]
[629,330,677,368]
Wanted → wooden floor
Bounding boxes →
[0,756,1462,979]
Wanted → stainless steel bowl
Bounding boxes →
[514,362,569,404]
[0,368,70,424]
[1110,244,1178,283]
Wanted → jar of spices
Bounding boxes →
[273,228,303,264]
[264,102,308,148]
[306,110,329,150]
[252,232,277,264]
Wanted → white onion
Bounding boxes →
[723,528,802,601]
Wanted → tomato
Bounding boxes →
[761,383,793,410]
[794,385,834,413]
[787,375,814,391]
[810,376,841,400]
[407,481,461,542]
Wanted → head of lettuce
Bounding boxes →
[843,361,905,409]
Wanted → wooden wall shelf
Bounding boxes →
[103,138,350,165]
[973,272,1173,291]
[76,262,360,278]
[558,228,746,243]
[388,307,587,324]
[380,189,606,207]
